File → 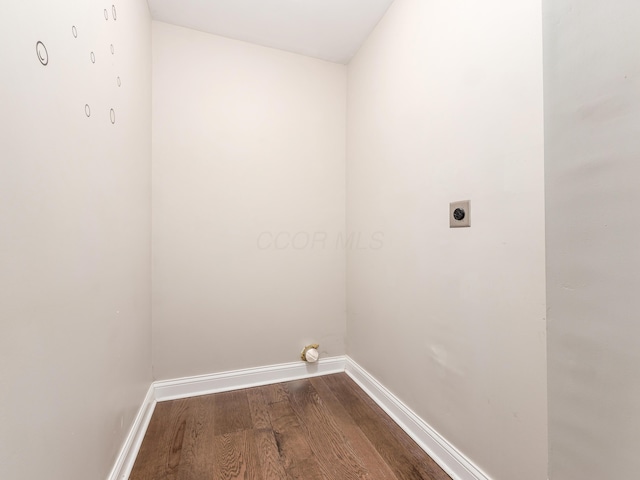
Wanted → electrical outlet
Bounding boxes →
[450,200,470,228]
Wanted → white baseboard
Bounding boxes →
[345,357,491,480]
[154,356,347,402]
[108,385,157,480]
[109,355,489,480]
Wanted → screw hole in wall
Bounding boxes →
[110,108,116,124]
[85,104,91,117]
[72,26,77,38]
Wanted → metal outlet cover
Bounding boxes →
[450,200,471,228]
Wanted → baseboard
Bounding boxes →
[107,385,157,480]
[345,357,491,480]
[110,356,489,480]
[154,356,347,402]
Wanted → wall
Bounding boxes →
[152,22,347,380]
[346,0,547,478]
[544,2,640,479]
[0,1,152,479]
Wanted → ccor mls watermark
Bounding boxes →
[257,231,384,250]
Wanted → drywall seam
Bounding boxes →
[345,357,491,480]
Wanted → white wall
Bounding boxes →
[0,1,152,479]
[544,2,640,479]
[152,22,347,380]
[346,1,547,478]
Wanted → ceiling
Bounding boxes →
[147,0,395,64]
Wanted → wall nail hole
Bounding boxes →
[110,108,116,124]
[72,26,78,38]
[90,51,95,63]
[85,104,91,117]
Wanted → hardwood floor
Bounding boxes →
[130,373,451,480]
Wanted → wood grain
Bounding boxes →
[130,374,451,480]
[309,376,397,480]
[130,395,217,480]
[322,374,451,480]
[253,429,288,479]
[176,395,217,478]
[286,379,370,479]
[261,382,289,405]
[267,395,324,479]
[213,390,253,436]
[246,388,272,430]
[213,430,262,480]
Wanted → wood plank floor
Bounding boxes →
[130,373,451,480]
